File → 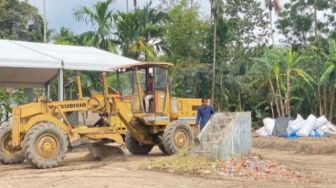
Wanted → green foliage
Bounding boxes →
[204,0,270,111]
[165,1,207,62]
[0,0,43,120]
[276,0,336,45]
[114,3,168,60]
[163,0,210,98]
[251,48,313,117]
[0,0,44,41]
[0,89,26,120]
[74,0,116,51]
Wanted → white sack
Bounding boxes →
[314,115,329,129]
[315,129,324,136]
[296,114,317,137]
[287,114,304,136]
[256,127,269,136]
[263,118,275,135]
[319,123,336,135]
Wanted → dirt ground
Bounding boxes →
[1,137,336,188]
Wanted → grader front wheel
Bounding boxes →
[162,121,194,155]
[125,132,153,155]
[0,124,25,164]
[24,123,68,169]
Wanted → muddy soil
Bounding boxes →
[0,137,335,188]
[253,135,336,154]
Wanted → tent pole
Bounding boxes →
[45,82,50,99]
[58,69,64,101]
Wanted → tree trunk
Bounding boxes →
[269,80,280,116]
[270,101,275,118]
[211,2,217,107]
[329,88,335,121]
[133,0,137,9]
[318,86,323,115]
[126,0,129,13]
[275,77,285,116]
[323,87,327,115]
[269,8,275,45]
[219,73,224,112]
[314,1,318,43]
[285,71,291,116]
[238,89,242,111]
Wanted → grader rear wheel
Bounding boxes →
[125,132,153,155]
[162,121,193,155]
[0,125,25,164]
[24,123,68,169]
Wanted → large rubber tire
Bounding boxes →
[162,121,194,155]
[23,123,68,169]
[158,144,168,154]
[0,124,25,164]
[125,132,153,155]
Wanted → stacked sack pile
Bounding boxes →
[256,115,336,137]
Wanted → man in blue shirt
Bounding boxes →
[196,98,214,130]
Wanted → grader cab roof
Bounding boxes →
[121,62,174,71]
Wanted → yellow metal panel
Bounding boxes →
[73,127,117,134]
[19,102,47,118]
[22,114,71,133]
[11,108,21,147]
[175,98,201,117]
[11,113,72,147]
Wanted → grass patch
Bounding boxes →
[140,152,216,176]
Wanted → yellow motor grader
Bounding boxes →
[0,62,201,168]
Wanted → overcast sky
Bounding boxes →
[27,0,289,42]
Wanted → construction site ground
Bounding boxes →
[0,136,336,188]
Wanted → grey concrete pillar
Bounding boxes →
[58,69,64,101]
[45,82,50,99]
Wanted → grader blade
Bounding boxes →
[88,143,126,161]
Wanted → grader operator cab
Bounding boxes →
[0,62,202,168]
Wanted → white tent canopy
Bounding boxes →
[0,40,142,100]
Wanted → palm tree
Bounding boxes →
[266,0,281,45]
[53,27,79,45]
[114,4,168,60]
[74,0,115,51]
[209,0,224,107]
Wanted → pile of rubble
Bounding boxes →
[215,155,319,182]
[143,154,320,183]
